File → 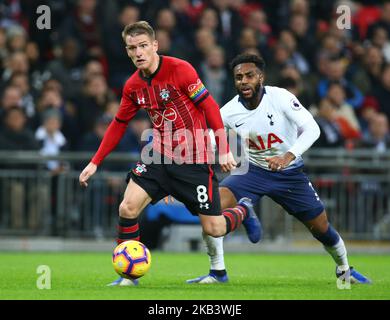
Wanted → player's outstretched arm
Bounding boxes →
[79,162,97,188]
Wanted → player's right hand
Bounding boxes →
[79,162,97,188]
[219,151,237,173]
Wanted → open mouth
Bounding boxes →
[241,87,252,95]
[137,59,146,65]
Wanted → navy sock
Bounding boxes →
[210,269,227,277]
[313,224,340,247]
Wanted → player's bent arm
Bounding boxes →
[288,118,321,159]
[199,95,230,155]
[79,118,129,188]
[175,60,230,155]
[91,118,129,166]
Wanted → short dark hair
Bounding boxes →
[229,53,266,72]
[122,21,155,43]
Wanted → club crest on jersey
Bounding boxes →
[159,88,170,101]
[132,162,147,176]
[290,98,302,111]
[267,113,274,126]
[148,107,177,127]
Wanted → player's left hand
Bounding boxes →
[265,152,296,172]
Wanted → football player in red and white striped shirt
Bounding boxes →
[79,21,261,286]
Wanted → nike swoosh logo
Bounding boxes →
[235,123,244,128]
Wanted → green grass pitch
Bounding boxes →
[0,252,389,300]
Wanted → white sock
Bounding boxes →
[324,237,349,270]
[202,233,225,270]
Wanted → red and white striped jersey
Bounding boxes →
[116,55,218,163]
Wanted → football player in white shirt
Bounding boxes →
[187,53,371,285]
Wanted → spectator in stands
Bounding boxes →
[279,29,310,75]
[0,85,23,117]
[279,65,314,108]
[367,1,390,41]
[320,34,344,59]
[59,0,105,61]
[0,106,39,151]
[0,27,7,61]
[352,45,384,95]
[1,51,29,83]
[169,0,196,35]
[266,42,292,85]
[313,98,345,148]
[82,59,104,81]
[372,63,390,121]
[0,106,44,230]
[5,24,27,53]
[8,72,35,120]
[198,45,233,106]
[76,74,117,136]
[198,7,219,38]
[288,13,316,67]
[245,9,272,58]
[103,4,139,89]
[326,82,361,135]
[370,26,390,63]
[191,27,218,69]
[155,8,189,59]
[317,56,364,110]
[35,108,67,172]
[238,28,259,55]
[35,85,79,149]
[26,40,48,92]
[155,29,186,59]
[209,0,243,49]
[47,37,83,100]
[359,113,390,152]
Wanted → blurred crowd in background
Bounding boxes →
[1,0,390,175]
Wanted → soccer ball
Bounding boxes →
[112,240,152,279]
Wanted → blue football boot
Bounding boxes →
[186,270,229,284]
[336,266,372,284]
[238,197,262,243]
[107,276,139,286]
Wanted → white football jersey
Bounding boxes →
[221,86,315,170]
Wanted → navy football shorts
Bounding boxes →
[220,163,324,222]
